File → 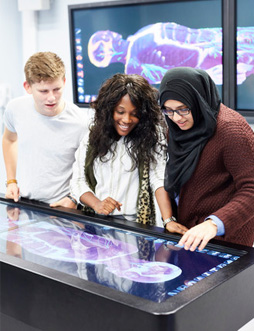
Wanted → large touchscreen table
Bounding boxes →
[0,197,254,331]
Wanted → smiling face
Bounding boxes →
[113,94,140,136]
[24,77,66,117]
[164,99,194,130]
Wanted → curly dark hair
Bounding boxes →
[89,73,166,169]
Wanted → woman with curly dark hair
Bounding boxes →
[68,73,184,227]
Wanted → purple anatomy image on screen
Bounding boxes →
[106,260,182,283]
[88,22,254,86]
[237,27,254,84]
[2,221,182,283]
[88,22,223,84]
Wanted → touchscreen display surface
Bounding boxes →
[236,0,254,111]
[0,201,243,303]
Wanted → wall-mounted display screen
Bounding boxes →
[236,0,254,111]
[0,200,245,303]
[68,0,222,107]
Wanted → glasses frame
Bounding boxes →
[162,107,191,117]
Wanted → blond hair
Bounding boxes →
[24,51,65,85]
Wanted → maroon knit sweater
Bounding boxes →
[177,104,254,247]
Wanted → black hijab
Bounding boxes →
[159,67,221,198]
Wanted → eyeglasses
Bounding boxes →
[162,107,191,117]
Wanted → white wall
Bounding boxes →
[0,0,22,193]
[37,0,118,102]
[0,0,23,98]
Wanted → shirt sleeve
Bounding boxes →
[70,134,94,202]
[205,215,225,236]
[3,101,16,132]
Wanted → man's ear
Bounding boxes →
[23,81,32,94]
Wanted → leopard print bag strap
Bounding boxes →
[136,160,156,225]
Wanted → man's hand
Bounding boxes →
[50,196,77,209]
[178,220,217,252]
[5,183,20,202]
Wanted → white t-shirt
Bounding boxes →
[4,95,94,203]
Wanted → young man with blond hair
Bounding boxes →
[2,51,93,207]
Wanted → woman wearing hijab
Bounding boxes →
[159,67,254,251]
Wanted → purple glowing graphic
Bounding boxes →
[88,22,222,84]
[237,27,254,84]
[1,221,182,283]
[88,22,254,85]
[106,260,181,283]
